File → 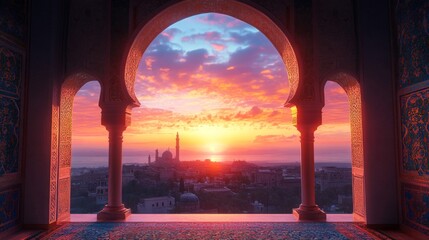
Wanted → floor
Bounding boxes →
[8,214,416,239]
[40,222,390,239]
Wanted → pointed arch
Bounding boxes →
[322,72,365,221]
[123,0,299,107]
[57,73,102,222]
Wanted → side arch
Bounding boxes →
[123,0,300,106]
[322,72,365,221]
[57,73,102,222]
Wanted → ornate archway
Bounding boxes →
[57,73,102,222]
[118,0,305,220]
[322,72,364,221]
[123,0,299,106]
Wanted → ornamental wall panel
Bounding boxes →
[0,0,27,233]
[396,0,429,236]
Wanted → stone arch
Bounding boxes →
[57,73,102,222]
[123,0,300,106]
[322,72,365,221]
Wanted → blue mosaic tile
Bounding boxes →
[0,189,20,232]
[0,45,23,97]
[402,183,429,236]
[0,95,20,176]
[400,88,429,176]
[0,0,27,42]
[0,43,23,176]
[396,0,429,88]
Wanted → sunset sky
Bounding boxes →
[71,13,351,167]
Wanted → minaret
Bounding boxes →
[176,132,180,162]
[148,155,151,166]
[155,149,159,162]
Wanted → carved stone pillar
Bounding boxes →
[97,106,132,220]
[292,106,326,221]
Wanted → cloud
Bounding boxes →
[195,13,248,30]
[71,13,351,164]
[253,134,298,143]
[211,43,226,51]
[235,106,263,120]
[322,82,350,123]
[181,31,222,42]
[161,28,182,40]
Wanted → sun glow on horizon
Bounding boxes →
[71,13,352,166]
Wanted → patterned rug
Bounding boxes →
[37,222,392,240]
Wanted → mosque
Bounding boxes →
[149,132,180,168]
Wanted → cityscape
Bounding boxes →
[71,133,352,214]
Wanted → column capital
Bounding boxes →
[101,104,132,129]
[293,105,322,132]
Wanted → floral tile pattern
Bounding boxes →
[400,88,429,176]
[396,0,429,89]
[402,183,429,236]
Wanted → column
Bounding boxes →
[97,107,131,220]
[292,107,326,220]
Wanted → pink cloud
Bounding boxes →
[211,43,226,51]
[322,82,350,123]
[160,28,181,40]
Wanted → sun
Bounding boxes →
[209,143,219,153]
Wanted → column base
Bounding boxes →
[97,204,131,221]
[293,205,326,221]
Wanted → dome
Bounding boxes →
[179,192,199,203]
[161,150,173,160]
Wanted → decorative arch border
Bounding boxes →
[56,73,102,222]
[322,72,365,221]
[123,0,300,106]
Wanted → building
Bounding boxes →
[122,168,136,185]
[315,167,352,191]
[136,196,175,213]
[95,186,108,206]
[0,0,428,239]
[152,133,180,168]
[255,169,283,187]
[178,192,200,213]
[251,201,265,213]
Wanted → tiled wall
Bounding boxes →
[396,0,429,89]
[396,0,429,236]
[0,0,27,234]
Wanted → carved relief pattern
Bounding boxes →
[49,105,59,223]
[402,183,429,235]
[400,88,429,176]
[0,44,23,176]
[327,73,364,218]
[396,0,429,89]
[0,1,27,233]
[58,73,100,220]
[59,90,74,168]
[126,0,299,106]
[345,85,363,169]
[58,177,70,218]
[0,189,19,232]
[329,73,364,169]
[353,176,365,217]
